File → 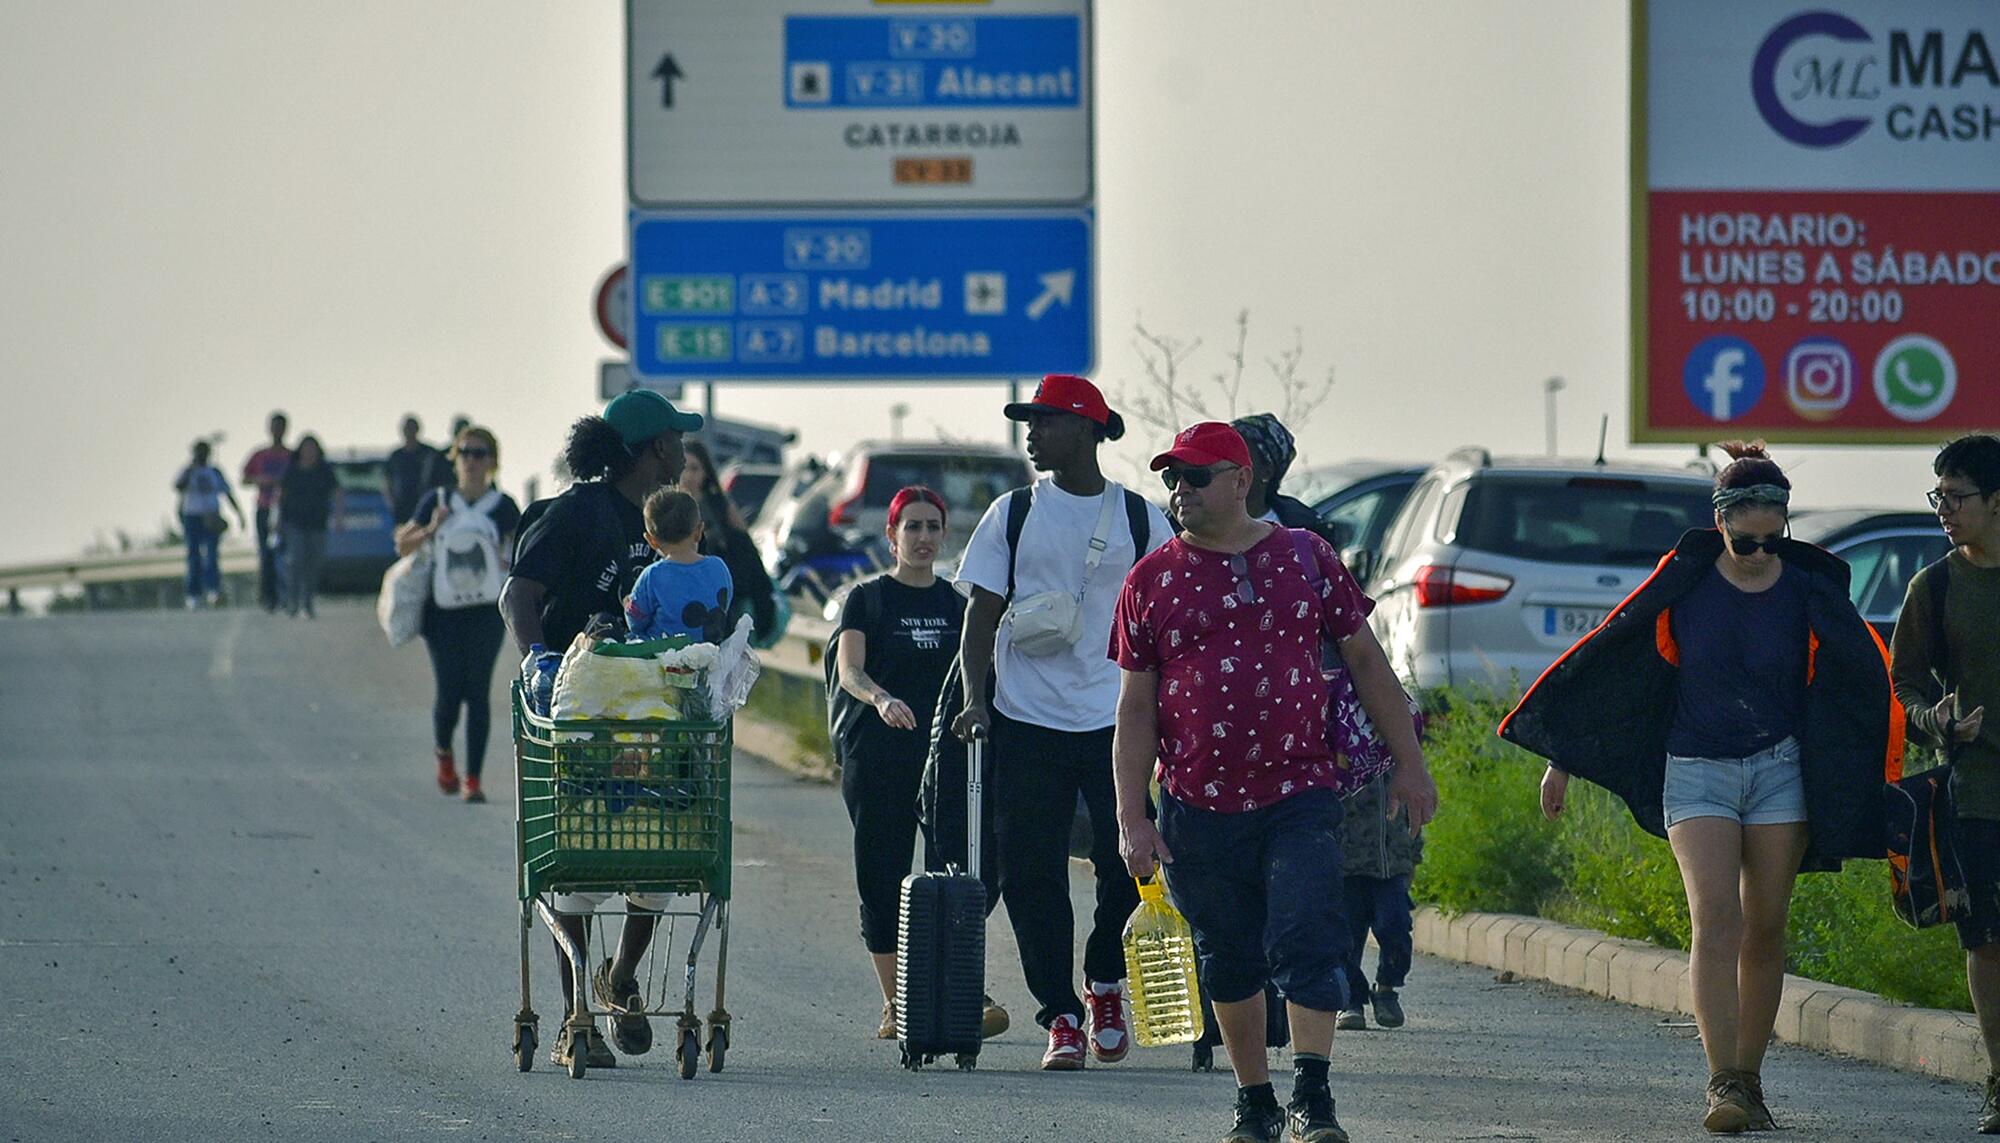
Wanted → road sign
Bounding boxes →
[594,265,631,350]
[627,211,1092,381]
[599,360,682,402]
[1632,0,2000,443]
[627,0,1092,207]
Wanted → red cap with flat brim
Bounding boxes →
[1150,421,1253,471]
[1003,373,1125,441]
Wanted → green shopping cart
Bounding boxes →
[509,680,733,1079]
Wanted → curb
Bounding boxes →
[1412,906,1987,1085]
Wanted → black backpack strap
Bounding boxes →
[1003,486,1033,600]
[1122,487,1151,560]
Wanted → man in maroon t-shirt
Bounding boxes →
[240,411,291,612]
[1111,421,1437,1143]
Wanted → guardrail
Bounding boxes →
[0,546,260,593]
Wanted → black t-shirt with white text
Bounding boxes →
[835,575,965,768]
[510,481,651,653]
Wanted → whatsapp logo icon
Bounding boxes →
[1873,335,1956,423]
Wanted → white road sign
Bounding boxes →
[627,0,1092,208]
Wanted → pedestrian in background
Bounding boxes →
[278,434,337,618]
[1113,421,1436,1143]
[384,414,447,529]
[830,487,976,1041]
[951,373,1170,1070]
[1230,413,1344,550]
[1334,769,1421,1032]
[1890,434,2000,1135]
[174,439,246,609]
[680,438,779,641]
[1505,442,1891,1134]
[240,411,290,612]
[394,425,519,803]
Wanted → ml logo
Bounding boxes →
[1752,10,1876,148]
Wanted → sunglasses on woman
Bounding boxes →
[1160,463,1238,492]
[457,447,492,461]
[1724,530,1783,555]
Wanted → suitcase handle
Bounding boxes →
[965,732,985,881]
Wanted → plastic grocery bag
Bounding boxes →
[375,549,430,647]
[705,615,762,721]
[551,640,684,721]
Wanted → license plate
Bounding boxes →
[1543,606,1608,637]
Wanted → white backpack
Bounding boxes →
[430,489,505,609]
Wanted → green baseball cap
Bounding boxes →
[604,389,703,447]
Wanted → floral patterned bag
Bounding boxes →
[1287,530,1424,795]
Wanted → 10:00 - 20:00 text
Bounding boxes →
[1678,288,1905,324]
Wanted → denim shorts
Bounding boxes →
[1662,736,1807,828]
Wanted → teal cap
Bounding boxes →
[604,389,703,447]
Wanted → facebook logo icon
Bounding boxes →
[1682,336,1766,422]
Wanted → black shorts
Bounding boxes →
[1956,817,2000,952]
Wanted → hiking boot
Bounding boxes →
[1222,1086,1285,1143]
[1334,1007,1366,1031]
[462,776,486,804]
[1740,1071,1775,1131]
[435,749,460,796]
[591,959,652,1055]
[1286,1086,1350,1143]
[1704,1070,1751,1134]
[878,1001,897,1041]
[1041,1014,1086,1071]
[981,994,1009,1040]
[1085,981,1130,1062]
[1370,985,1405,1028]
[1981,1072,2000,1134]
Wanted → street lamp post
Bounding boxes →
[889,403,910,442]
[1543,376,1566,456]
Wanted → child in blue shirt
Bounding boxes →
[625,488,735,643]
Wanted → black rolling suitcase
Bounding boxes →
[897,732,989,1071]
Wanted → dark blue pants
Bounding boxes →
[1161,788,1349,1014]
[253,505,283,610]
[1341,874,1413,1001]
[181,513,221,600]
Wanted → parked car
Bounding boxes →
[718,461,786,526]
[1363,448,1715,693]
[1789,509,1950,642]
[322,449,398,592]
[1288,461,1426,581]
[753,441,1030,592]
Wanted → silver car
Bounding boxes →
[1362,449,1715,694]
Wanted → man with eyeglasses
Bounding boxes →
[1891,433,2000,1134]
[1111,421,1437,1143]
[950,373,1172,1070]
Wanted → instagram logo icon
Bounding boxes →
[1784,338,1855,422]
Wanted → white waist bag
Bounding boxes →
[1003,487,1120,657]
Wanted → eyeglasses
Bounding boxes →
[1160,463,1238,492]
[1225,553,1259,605]
[457,447,492,460]
[1927,487,1986,513]
[1725,530,1784,556]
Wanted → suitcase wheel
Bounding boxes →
[954,1052,977,1071]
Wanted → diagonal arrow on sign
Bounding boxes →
[1025,270,1075,321]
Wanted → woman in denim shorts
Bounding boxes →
[1501,442,1893,1136]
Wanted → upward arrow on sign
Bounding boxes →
[652,54,684,107]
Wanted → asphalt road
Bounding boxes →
[0,603,1980,1141]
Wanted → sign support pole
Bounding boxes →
[1008,380,1021,449]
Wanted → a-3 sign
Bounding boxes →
[1633,0,2000,443]
[624,0,1095,384]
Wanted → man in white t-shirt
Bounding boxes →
[951,373,1172,1070]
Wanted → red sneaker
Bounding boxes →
[435,750,460,796]
[462,775,485,803]
[1042,1014,1086,1071]
[1085,981,1130,1063]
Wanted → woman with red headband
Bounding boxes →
[831,486,987,1040]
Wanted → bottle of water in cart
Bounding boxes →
[1122,876,1204,1046]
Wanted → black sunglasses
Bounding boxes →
[1725,530,1784,555]
[1160,463,1238,492]
[457,447,492,460]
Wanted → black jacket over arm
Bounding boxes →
[1498,529,1901,872]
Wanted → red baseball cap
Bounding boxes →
[1149,421,1253,471]
[1003,374,1125,441]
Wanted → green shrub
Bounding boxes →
[1412,688,1970,1012]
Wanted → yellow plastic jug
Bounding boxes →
[1121,875,1204,1046]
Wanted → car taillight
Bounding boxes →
[1413,565,1513,607]
[828,461,868,528]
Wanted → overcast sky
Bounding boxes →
[0,1,1947,564]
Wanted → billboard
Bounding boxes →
[1633,1,2000,442]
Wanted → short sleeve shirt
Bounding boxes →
[1666,562,1811,759]
[625,556,735,643]
[178,465,229,515]
[1112,526,1374,813]
[954,479,1172,732]
[242,447,291,509]
[510,482,653,652]
[836,576,966,767]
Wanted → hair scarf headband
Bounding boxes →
[1712,483,1790,511]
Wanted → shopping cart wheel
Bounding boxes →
[677,1026,700,1080]
[567,1047,587,1080]
[954,1052,976,1071]
[706,1022,729,1073]
[513,1021,537,1073]
[899,1044,919,1071]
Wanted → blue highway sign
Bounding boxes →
[783,14,1082,110]
[628,212,1092,382]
